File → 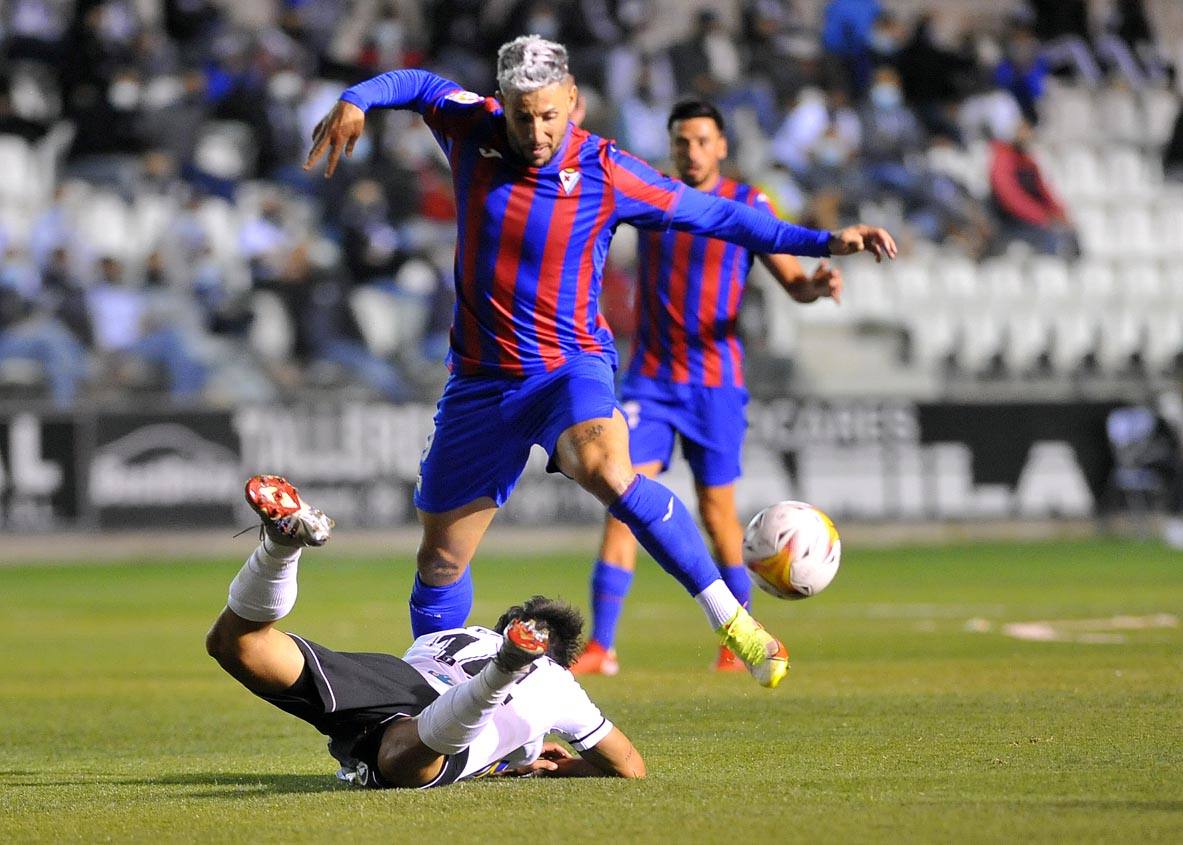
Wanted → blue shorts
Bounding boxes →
[619,374,749,488]
[414,355,621,513]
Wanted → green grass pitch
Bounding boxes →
[2,538,1181,843]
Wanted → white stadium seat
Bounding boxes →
[1028,256,1072,304]
[0,135,33,205]
[1096,87,1142,144]
[1073,202,1114,257]
[1095,309,1145,373]
[1143,312,1183,373]
[1141,88,1180,146]
[1074,257,1117,301]
[904,309,957,371]
[1050,309,1099,374]
[957,310,1006,374]
[249,291,295,359]
[1003,310,1053,374]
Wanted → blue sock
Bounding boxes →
[590,560,633,649]
[719,562,752,610]
[409,568,473,638]
[608,475,719,596]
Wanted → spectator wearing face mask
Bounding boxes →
[858,66,925,183]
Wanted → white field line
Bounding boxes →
[965,613,1179,644]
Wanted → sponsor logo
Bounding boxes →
[662,497,674,522]
[558,167,581,194]
[445,90,483,105]
[90,423,239,506]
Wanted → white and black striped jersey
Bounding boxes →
[402,626,614,780]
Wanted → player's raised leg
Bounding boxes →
[410,499,497,637]
[555,413,788,689]
[572,460,661,676]
[696,481,751,672]
[205,475,334,694]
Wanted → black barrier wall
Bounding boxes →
[0,399,1120,531]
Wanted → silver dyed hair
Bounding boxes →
[496,35,569,95]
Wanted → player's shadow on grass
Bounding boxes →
[144,772,344,796]
[0,772,343,796]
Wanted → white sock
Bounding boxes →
[227,541,302,622]
[695,579,742,630]
[415,659,520,756]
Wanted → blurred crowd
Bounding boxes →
[0,0,1179,408]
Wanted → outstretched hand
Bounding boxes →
[497,742,575,777]
[828,225,898,262]
[806,259,843,304]
[304,100,367,178]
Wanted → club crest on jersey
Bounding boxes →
[558,168,581,194]
[445,90,483,105]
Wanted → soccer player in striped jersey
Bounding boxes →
[305,36,896,690]
[574,101,843,677]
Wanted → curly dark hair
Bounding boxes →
[494,596,584,669]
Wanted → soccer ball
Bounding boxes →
[742,501,841,600]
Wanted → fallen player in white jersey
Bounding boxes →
[205,475,645,788]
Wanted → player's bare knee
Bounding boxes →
[576,460,635,506]
[415,549,467,585]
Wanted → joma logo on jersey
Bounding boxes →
[558,168,581,194]
[478,146,503,159]
[445,90,483,105]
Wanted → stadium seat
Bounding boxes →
[1028,255,1072,304]
[1096,87,1142,144]
[0,135,33,205]
[1073,202,1114,257]
[249,291,295,359]
[839,260,890,321]
[957,309,1005,374]
[976,258,1025,309]
[1040,84,1095,143]
[1122,260,1163,302]
[1051,144,1105,200]
[1049,309,1099,374]
[1002,310,1053,374]
[1154,198,1183,256]
[1143,312,1183,373]
[885,257,933,310]
[1095,309,1145,373]
[903,309,957,371]
[1074,257,1117,301]
[350,286,403,357]
[77,190,133,260]
[938,257,980,304]
[1141,87,1179,147]
[1103,146,1157,198]
[1111,206,1158,256]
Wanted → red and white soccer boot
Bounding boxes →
[569,640,620,676]
[496,618,551,673]
[244,474,334,548]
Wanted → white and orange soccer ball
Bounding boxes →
[742,500,841,600]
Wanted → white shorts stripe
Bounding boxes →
[289,633,337,713]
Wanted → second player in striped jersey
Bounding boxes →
[574,100,843,676]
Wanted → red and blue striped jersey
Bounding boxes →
[340,71,831,379]
[628,177,773,389]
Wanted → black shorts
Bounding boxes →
[258,634,470,789]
